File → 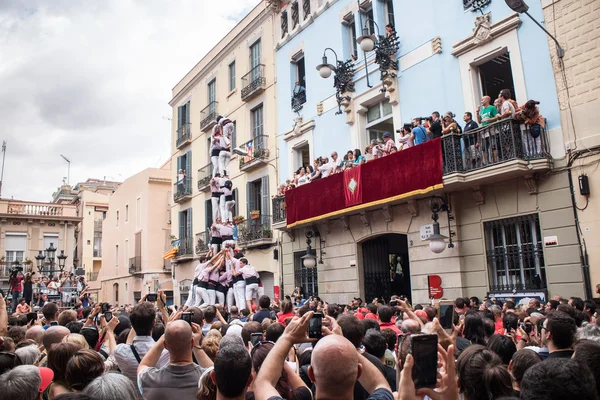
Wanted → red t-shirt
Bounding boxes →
[10,276,23,292]
[278,312,295,326]
[495,319,504,335]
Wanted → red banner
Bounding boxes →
[343,166,363,207]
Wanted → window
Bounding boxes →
[208,79,216,105]
[360,6,374,36]
[125,205,129,222]
[478,52,516,103]
[250,40,262,79]
[246,176,270,220]
[5,233,26,265]
[43,234,59,253]
[177,101,190,133]
[294,250,318,297]
[294,56,306,89]
[385,0,395,28]
[176,150,192,194]
[251,105,264,138]
[93,232,102,258]
[228,62,236,91]
[115,245,119,268]
[344,15,358,58]
[366,99,394,142]
[484,214,546,292]
[231,121,237,149]
[116,210,119,227]
[136,197,141,229]
[125,239,129,268]
[178,208,193,254]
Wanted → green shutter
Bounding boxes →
[205,200,212,230]
[260,175,270,220]
[178,211,185,239]
[233,188,238,217]
[186,208,193,239]
[185,101,190,126]
[247,182,255,220]
[177,106,183,129]
[185,150,192,192]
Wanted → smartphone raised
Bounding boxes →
[438,300,455,333]
[104,311,113,323]
[146,293,158,302]
[410,334,438,389]
[309,312,323,339]
[181,312,193,326]
[390,300,398,307]
[27,312,38,324]
[101,303,110,313]
[250,332,263,347]
[50,321,59,327]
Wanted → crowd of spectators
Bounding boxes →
[278,89,545,194]
[1,286,599,400]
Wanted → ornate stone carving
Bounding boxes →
[472,186,485,205]
[382,206,393,223]
[431,36,442,54]
[342,93,355,125]
[285,230,296,242]
[339,216,349,231]
[524,174,538,195]
[382,70,399,105]
[473,13,492,45]
[359,212,369,227]
[316,102,324,116]
[407,200,418,217]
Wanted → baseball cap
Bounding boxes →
[38,367,54,393]
[415,310,428,320]
[383,132,391,138]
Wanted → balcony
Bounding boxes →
[239,135,270,171]
[291,90,306,112]
[176,123,191,149]
[0,200,79,221]
[237,215,273,248]
[280,122,552,229]
[200,102,218,132]
[272,196,287,228]
[163,259,172,272]
[94,219,103,232]
[129,256,142,275]
[174,177,193,203]
[86,271,99,282]
[197,163,214,192]
[93,249,102,258]
[195,230,210,255]
[441,119,552,188]
[175,237,194,260]
[241,64,266,101]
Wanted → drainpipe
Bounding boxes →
[567,152,592,299]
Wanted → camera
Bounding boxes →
[9,266,23,275]
[418,116,432,122]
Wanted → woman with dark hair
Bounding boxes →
[47,342,83,399]
[248,342,311,400]
[456,345,515,400]
[462,313,487,346]
[23,272,34,305]
[277,301,295,325]
[353,149,364,165]
[65,349,105,392]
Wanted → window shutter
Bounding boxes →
[246,182,254,220]
[177,106,183,129]
[232,122,237,148]
[178,211,185,239]
[233,188,238,217]
[205,200,212,230]
[186,208,193,239]
[185,150,192,174]
[176,155,182,172]
[185,101,191,125]
[261,175,270,219]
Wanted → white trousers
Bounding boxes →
[234,281,247,311]
[211,156,219,177]
[185,286,196,307]
[245,283,259,301]
[226,287,235,308]
[207,289,216,305]
[211,243,220,254]
[215,291,225,306]
[194,287,210,307]
[211,197,221,224]
[218,151,231,176]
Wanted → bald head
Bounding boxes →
[164,320,193,359]
[310,335,360,397]
[482,96,491,106]
[25,326,45,346]
[43,326,70,350]
[400,319,421,334]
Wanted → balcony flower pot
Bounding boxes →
[232,215,245,225]
[250,210,261,220]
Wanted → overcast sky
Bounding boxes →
[0,0,259,202]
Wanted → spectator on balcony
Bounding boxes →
[476,96,498,127]
[411,118,428,145]
[329,152,342,173]
[296,167,309,186]
[498,89,517,120]
[210,174,222,225]
[294,81,305,93]
[397,125,414,151]
[308,159,323,182]
[381,132,395,156]
[441,112,463,135]
[517,100,545,157]
[353,149,365,164]
[318,156,332,178]
[427,112,443,139]
[463,112,479,132]
[364,145,374,162]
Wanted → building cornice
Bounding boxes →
[169,8,273,106]
[451,13,521,57]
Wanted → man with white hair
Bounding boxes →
[255,312,392,400]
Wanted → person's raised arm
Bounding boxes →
[396,299,423,328]
[84,303,101,327]
[191,322,213,368]
[0,293,7,336]
[357,352,391,394]
[137,336,165,374]
[103,316,120,355]
[126,326,136,344]
[255,312,314,400]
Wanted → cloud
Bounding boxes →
[0,0,260,201]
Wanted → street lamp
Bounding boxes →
[316,48,355,115]
[301,248,317,269]
[57,250,68,273]
[425,195,455,254]
[357,26,376,52]
[35,251,46,274]
[301,227,324,268]
[504,0,564,58]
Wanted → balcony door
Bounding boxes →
[208,79,216,113]
[246,175,270,222]
[250,40,261,81]
[251,105,264,154]
[478,52,516,103]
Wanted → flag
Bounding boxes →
[343,166,362,207]
[163,240,180,260]
[244,140,254,163]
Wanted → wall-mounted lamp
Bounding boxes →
[301,226,325,268]
[425,195,455,254]
[316,48,355,114]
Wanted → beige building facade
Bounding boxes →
[542,0,600,295]
[98,164,173,305]
[169,3,280,304]
[0,199,81,294]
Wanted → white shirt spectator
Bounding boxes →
[114,336,170,385]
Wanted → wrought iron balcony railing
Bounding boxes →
[200,102,218,132]
[441,119,550,174]
[241,64,266,101]
[239,135,269,171]
[237,215,273,245]
[291,90,306,112]
[86,271,99,282]
[177,237,194,257]
[176,123,191,148]
[93,249,102,258]
[197,163,214,192]
[195,230,210,255]
[129,256,142,275]
[272,196,286,225]
[174,176,192,202]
